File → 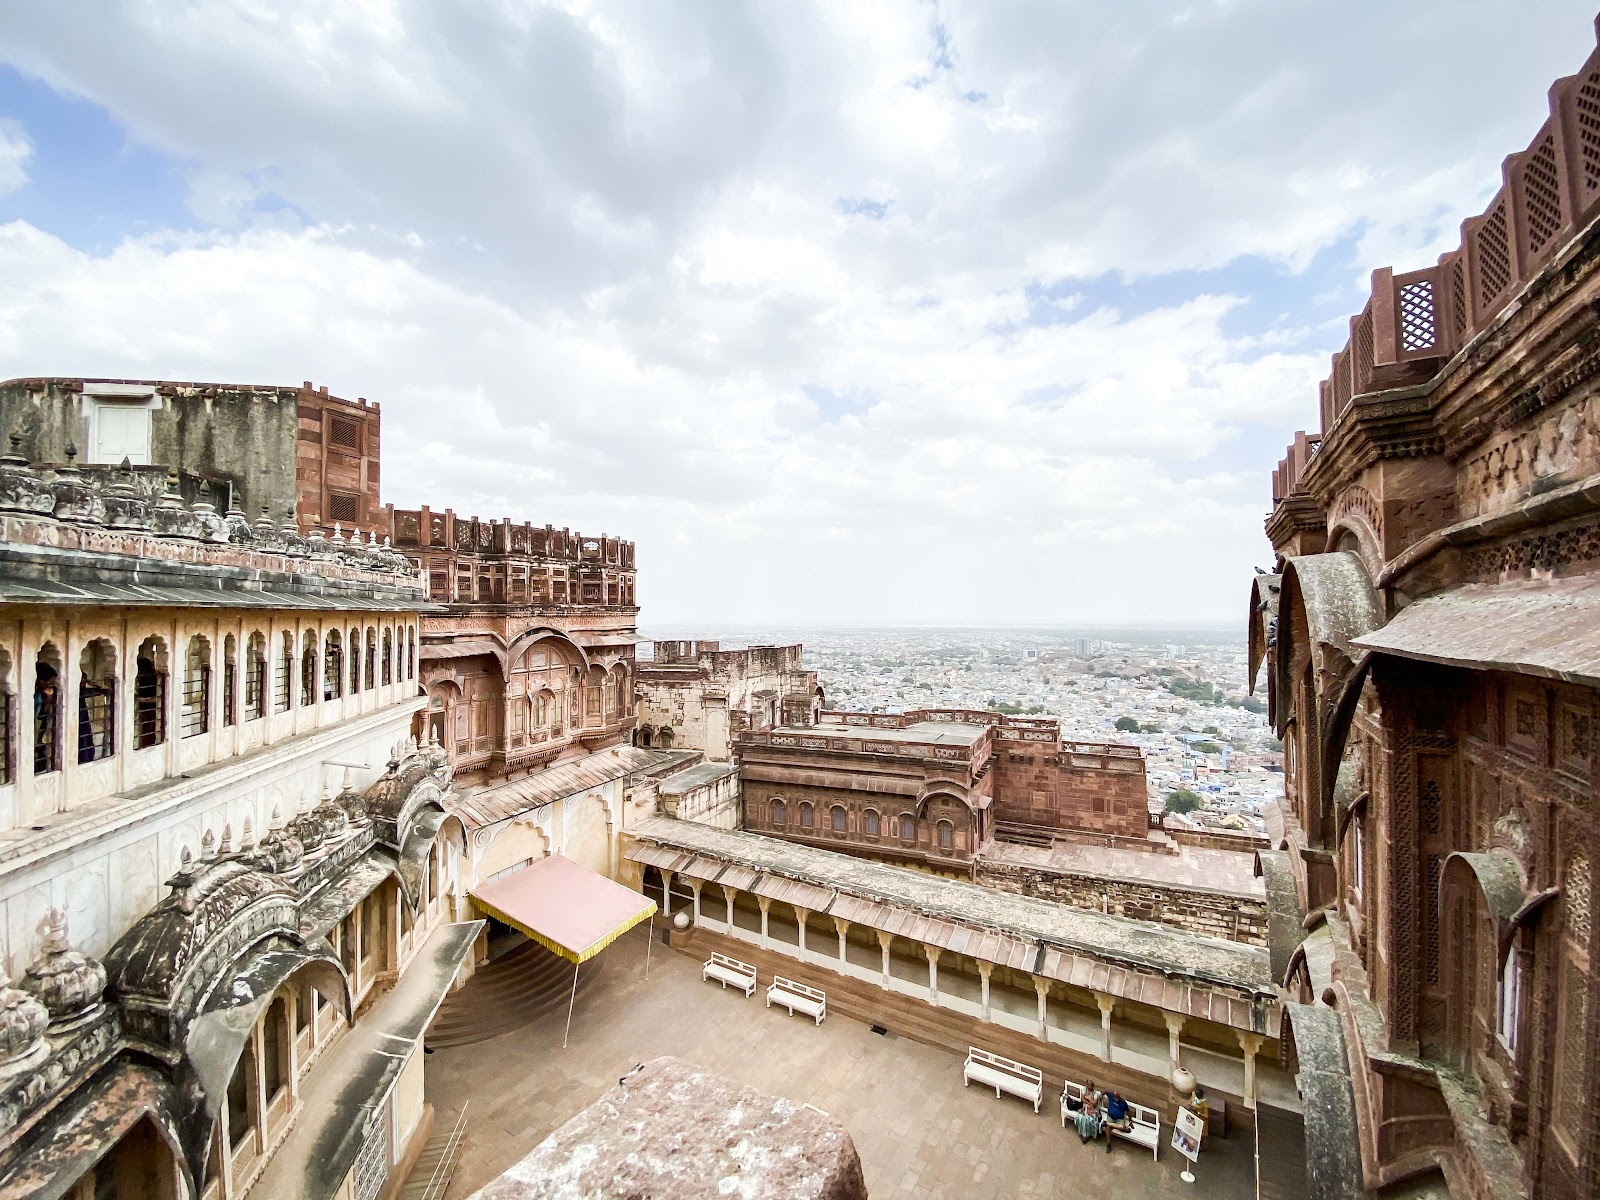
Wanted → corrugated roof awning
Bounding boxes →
[751,875,836,913]
[451,746,681,830]
[472,854,656,964]
[0,576,423,611]
[628,845,691,874]
[1353,575,1600,687]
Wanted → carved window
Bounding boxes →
[328,416,362,451]
[32,643,61,774]
[226,1050,254,1150]
[407,628,415,681]
[134,637,167,749]
[275,632,293,714]
[327,490,361,524]
[864,809,879,836]
[1554,854,1591,1152]
[262,996,288,1102]
[1352,819,1364,899]
[1496,943,1522,1053]
[301,634,318,708]
[770,798,785,826]
[831,805,846,833]
[381,629,392,686]
[937,820,953,851]
[900,813,916,841]
[799,802,813,829]
[323,630,343,701]
[221,634,237,728]
[77,639,116,764]
[348,626,360,694]
[181,636,210,738]
[246,633,267,720]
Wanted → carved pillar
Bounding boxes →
[1163,1012,1186,1075]
[833,917,849,965]
[688,880,702,925]
[978,961,994,1022]
[794,906,809,958]
[1238,1032,1265,1109]
[1033,977,1050,1040]
[877,930,893,990]
[925,945,942,1005]
[1095,992,1116,1061]
[661,870,675,917]
[720,884,735,931]
[756,896,771,949]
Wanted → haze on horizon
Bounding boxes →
[0,1,1590,626]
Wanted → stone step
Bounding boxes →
[426,941,606,1048]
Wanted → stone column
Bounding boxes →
[661,870,675,917]
[877,931,893,990]
[1095,992,1116,1062]
[833,917,849,965]
[720,884,735,931]
[756,896,771,949]
[794,906,809,958]
[688,880,702,926]
[1238,1032,1265,1109]
[978,961,994,1022]
[1163,1013,1186,1078]
[925,946,942,1005]
[1033,977,1050,1040]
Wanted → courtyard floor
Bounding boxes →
[426,927,1258,1199]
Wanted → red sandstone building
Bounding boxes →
[1253,26,1600,1200]
[737,708,1146,872]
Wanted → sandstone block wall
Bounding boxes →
[974,859,1268,946]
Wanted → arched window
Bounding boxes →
[831,805,846,833]
[407,627,415,680]
[937,820,953,851]
[33,643,61,775]
[276,632,294,713]
[221,634,237,728]
[799,801,814,829]
[262,995,288,1102]
[77,639,117,763]
[1497,943,1522,1053]
[181,635,211,737]
[1352,819,1364,898]
[364,628,377,691]
[347,626,360,694]
[864,809,880,837]
[0,649,13,784]
[899,813,916,841]
[770,798,786,826]
[658,727,674,749]
[226,1049,254,1152]
[300,633,318,707]
[134,637,167,749]
[245,632,267,720]
[381,628,393,686]
[639,727,652,748]
[323,630,342,701]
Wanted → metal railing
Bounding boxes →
[414,1100,470,1200]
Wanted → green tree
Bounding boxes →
[1114,716,1141,733]
[1165,788,1203,814]
[1191,741,1223,755]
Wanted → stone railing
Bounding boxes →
[1276,22,1600,495]
[384,504,633,567]
[0,443,422,585]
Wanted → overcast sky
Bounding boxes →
[0,2,1591,627]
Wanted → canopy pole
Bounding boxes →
[646,915,654,980]
[562,961,580,1049]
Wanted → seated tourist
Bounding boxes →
[1073,1080,1105,1143]
[1103,1091,1131,1152]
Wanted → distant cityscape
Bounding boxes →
[640,627,1281,836]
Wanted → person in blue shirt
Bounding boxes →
[1103,1090,1132,1152]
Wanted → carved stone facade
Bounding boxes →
[736,709,1147,872]
[1256,29,1600,1199]
[635,640,823,759]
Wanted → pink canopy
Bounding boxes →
[470,854,657,964]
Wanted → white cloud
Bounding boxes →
[0,1,1592,626]
[0,119,31,194]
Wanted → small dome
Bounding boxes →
[22,911,106,1028]
[0,973,48,1078]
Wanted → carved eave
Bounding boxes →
[1304,387,1446,508]
[1266,492,1328,555]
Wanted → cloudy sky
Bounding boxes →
[0,2,1591,627]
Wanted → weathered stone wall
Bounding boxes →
[991,744,1148,839]
[638,643,819,760]
[974,859,1268,946]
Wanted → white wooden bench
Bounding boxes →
[766,976,826,1025]
[1060,1081,1159,1158]
[702,953,756,998]
[962,1047,1043,1113]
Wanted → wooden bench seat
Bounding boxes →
[702,952,757,998]
[963,1047,1043,1113]
[1060,1081,1160,1159]
[766,976,826,1025]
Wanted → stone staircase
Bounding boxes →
[398,1102,470,1200]
[425,939,605,1048]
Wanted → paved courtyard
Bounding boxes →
[427,927,1257,1199]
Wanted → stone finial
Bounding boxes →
[218,824,233,856]
[200,828,217,860]
[168,848,198,914]
[22,911,106,1031]
[240,815,256,853]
